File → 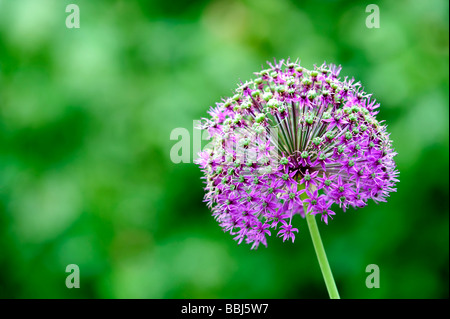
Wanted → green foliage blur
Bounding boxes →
[0,0,448,299]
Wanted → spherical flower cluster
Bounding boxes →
[196,59,399,249]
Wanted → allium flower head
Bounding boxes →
[196,59,399,249]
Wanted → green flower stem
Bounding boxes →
[305,210,340,299]
[300,184,340,299]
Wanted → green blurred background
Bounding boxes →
[0,0,448,299]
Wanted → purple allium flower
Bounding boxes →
[196,59,399,249]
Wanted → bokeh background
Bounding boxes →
[0,0,448,299]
